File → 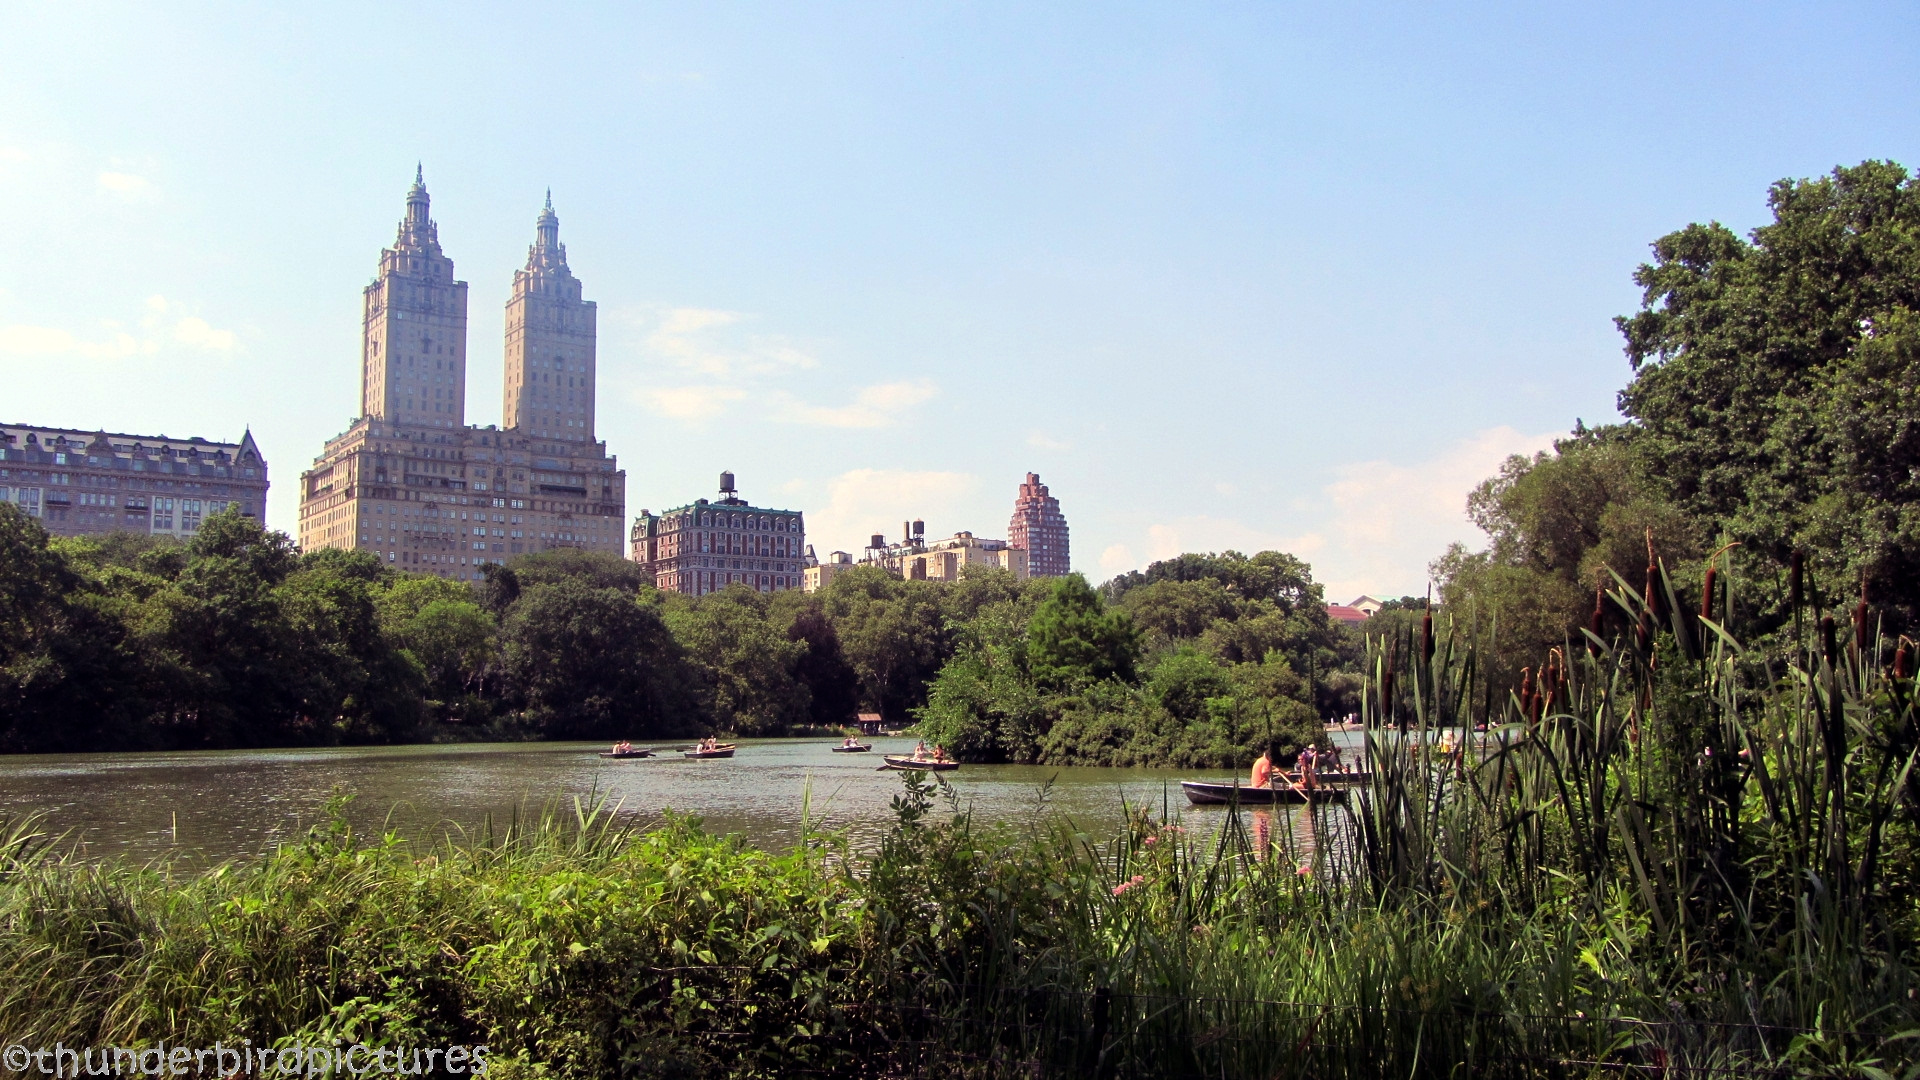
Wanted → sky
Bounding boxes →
[2,3,1916,600]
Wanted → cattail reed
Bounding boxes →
[1588,587,1605,656]
[1853,577,1869,652]
[1894,639,1911,681]
[1790,550,1805,610]
[1421,608,1434,667]
[1700,566,1717,620]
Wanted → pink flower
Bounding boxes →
[1296,865,1312,877]
[1112,874,1147,897]
[1143,835,1157,845]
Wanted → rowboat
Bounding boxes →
[882,755,959,772]
[597,749,655,759]
[831,743,873,753]
[1179,780,1346,806]
[683,744,737,759]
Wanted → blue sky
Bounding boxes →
[2,3,1915,598]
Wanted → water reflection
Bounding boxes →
[0,731,1365,867]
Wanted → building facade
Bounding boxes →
[802,549,854,593]
[298,172,626,578]
[860,521,1028,582]
[1007,471,1069,577]
[630,473,807,595]
[0,425,268,538]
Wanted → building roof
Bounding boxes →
[0,423,264,465]
[1326,604,1371,625]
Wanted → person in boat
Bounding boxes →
[1298,744,1319,791]
[913,740,930,761]
[1250,749,1273,789]
[843,733,861,747]
[932,745,949,764]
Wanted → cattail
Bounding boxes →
[1894,639,1911,681]
[1789,551,1804,610]
[1700,567,1718,620]
[1589,588,1605,656]
[1421,608,1434,666]
[1821,615,1839,672]
[1853,577,1870,652]
[1519,666,1535,719]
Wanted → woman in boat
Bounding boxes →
[1250,749,1273,789]
[843,733,861,748]
[1298,744,1319,791]
[912,740,930,761]
[932,745,949,764]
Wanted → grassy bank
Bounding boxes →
[2,559,1915,1077]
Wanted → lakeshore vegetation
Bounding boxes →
[2,564,1916,1075]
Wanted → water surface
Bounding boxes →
[0,736,1358,866]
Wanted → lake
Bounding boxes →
[0,734,1365,867]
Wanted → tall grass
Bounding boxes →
[1,553,1914,1077]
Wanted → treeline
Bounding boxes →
[1431,160,1920,685]
[0,506,1363,757]
[917,551,1350,766]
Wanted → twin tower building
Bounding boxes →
[297,171,626,576]
[297,171,1070,586]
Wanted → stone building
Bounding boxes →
[297,172,626,578]
[802,549,854,593]
[860,520,1028,582]
[1007,471,1069,577]
[0,424,268,538]
[630,472,807,595]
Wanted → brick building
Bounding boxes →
[297,173,626,578]
[0,424,267,538]
[630,472,807,595]
[1007,471,1070,577]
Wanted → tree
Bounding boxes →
[663,586,809,736]
[818,566,952,722]
[0,506,142,751]
[1616,160,1920,622]
[1431,430,1701,683]
[499,579,686,739]
[1027,574,1140,688]
[784,604,862,728]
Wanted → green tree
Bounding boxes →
[818,566,952,722]
[1616,159,1920,621]
[1027,573,1140,688]
[0,507,142,751]
[499,579,686,739]
[663,586,809,736]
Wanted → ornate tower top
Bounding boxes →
[395,166,444,259]
[525,192,569,277]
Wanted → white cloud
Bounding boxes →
[641,384,747,420]
[0,323,151,359]
[1027,431,1072,451]
[639,305,818,378]
[776,379,937,428]
[1312,425,1559,600]
[806,468,981,553]
[97,170,156,201]
[0,296,238,360]
[144,295,239,352]
[1089,426,1554,598]
[172,316,237,351]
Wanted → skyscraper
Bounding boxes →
[297,172,626,578]
[1008,472,1069,577]
[503,192,596,440]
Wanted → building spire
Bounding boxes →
[544,187,552,212]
